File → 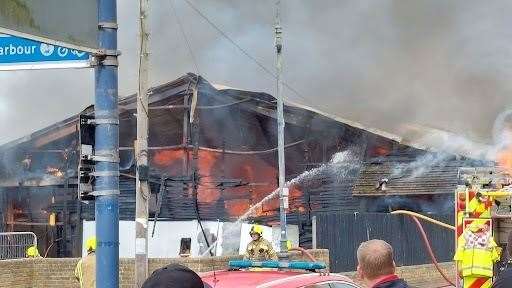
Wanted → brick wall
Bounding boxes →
[0,259,33,288]
[0,249,329,288]
[0,252,454,288]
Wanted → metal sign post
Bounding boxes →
[94,0,119,287]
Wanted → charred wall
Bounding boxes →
[0,75,467,256]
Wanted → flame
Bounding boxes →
[370,145,392,157]
[497,145,512,173]
[150,148,306,218]
[153,150,184,168]
[46,166,64,177]
[225,199,250,216]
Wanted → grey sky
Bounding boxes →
[2,0,512,147]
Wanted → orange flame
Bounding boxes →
[369,145,392,157]
[497,146,512,173]
[46,166,64,177]
[150,148,306,218]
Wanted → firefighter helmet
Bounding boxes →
[86,236,97,252]
[250,225,264,236]
[26,245,40,258]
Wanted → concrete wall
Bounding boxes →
[0,249,329,288]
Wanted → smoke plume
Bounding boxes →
[2,0,512,147]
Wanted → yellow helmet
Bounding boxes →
[26,245,39,258]
[86,236,97,252]
[250,225,264,236]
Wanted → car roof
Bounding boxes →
[201,270,357,288]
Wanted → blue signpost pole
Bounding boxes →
[95,0,119,287]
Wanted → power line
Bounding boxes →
[169,0,201,75]
[181,0,314,106]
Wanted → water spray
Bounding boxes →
[201,150,358,257]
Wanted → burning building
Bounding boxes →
[0,73,479,258]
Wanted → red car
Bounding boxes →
[201,270,361,288]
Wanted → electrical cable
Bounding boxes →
[44,237,63,258]
[119,139,305,154]
[192,172,213,256]
[148,97,251,110]
[169,0,201,75]
[180,0,315,107]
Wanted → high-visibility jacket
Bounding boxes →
[74,252,96,288]
[454,230,500,277]
[244,237,278,261]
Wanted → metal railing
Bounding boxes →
[0,232,37,260]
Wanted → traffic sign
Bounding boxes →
[0,0,98,52]
[0,34,90,70]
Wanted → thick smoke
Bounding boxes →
[2,1,512,146]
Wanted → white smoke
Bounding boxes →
[391,152,452,179]
[391,109,512,179]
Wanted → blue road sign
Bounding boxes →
[0,34,91,70]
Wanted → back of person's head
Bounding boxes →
[357,239,395,280]
[141,264,206,288]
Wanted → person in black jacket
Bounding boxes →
[141,264,209,288]
[356,239,409,288]
[493,231,512,288]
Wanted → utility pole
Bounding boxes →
[135,0,150,286]
[95,0,119,287]
[275,0,288,255]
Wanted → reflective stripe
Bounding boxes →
[464,276,492,288]
[461,266,493,273]
[74,259,84,288]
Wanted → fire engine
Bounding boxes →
[454,167,512,288]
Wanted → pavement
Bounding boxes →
[408,279,454,288]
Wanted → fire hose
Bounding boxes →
[391,210,456,287]
[289,247,317,262]
[390,210,455,231]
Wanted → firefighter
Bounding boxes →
[244,225,278,261]
[454,220,501,288]
[25,245,40,258]
[75,236,96,288]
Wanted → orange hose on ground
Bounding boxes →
[409,216,456,287]
[288,247,317,262]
